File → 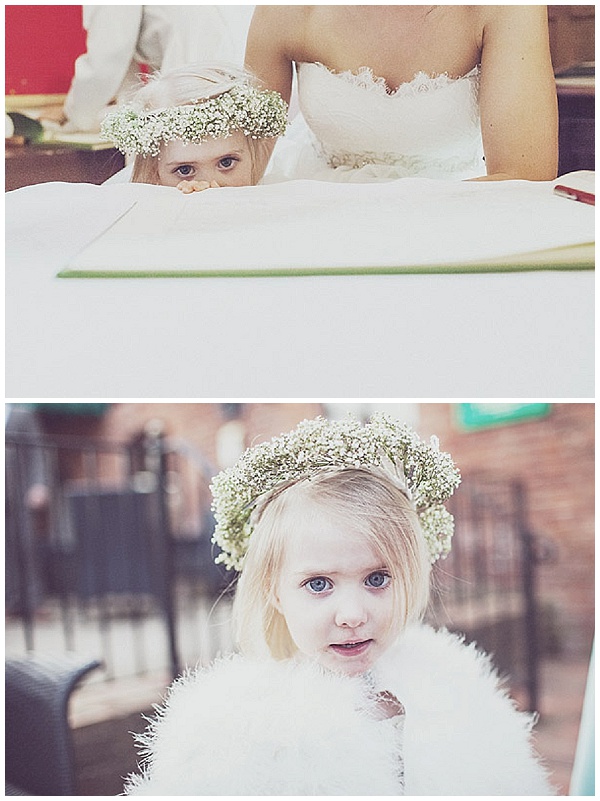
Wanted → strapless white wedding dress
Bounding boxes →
[266,62,485,183]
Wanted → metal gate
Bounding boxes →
[5,426,232,681]
[427,476,542,711]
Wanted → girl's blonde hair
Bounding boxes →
[233,467,432,660]
[129,64,271,185]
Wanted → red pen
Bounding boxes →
[553,184,595,206]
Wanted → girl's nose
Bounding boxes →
[334,594,368,628]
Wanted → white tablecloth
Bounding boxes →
[6,180,594,397]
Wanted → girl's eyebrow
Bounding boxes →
[293,568,336,577]
[165,150,244,167]
[293,564,389,577]
[212,150,244,159]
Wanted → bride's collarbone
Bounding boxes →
[297,9,481,87]
[297,32,481,88]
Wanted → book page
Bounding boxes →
[62,177,595,277]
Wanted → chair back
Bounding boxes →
[5,654,101,795]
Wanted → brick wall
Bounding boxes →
[419,403,594,658]
[99,402,324,460]
[40,402,324,467]
[38,403,324,533]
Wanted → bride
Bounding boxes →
[246,5,558,183]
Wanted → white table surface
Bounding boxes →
[6,181,594,398]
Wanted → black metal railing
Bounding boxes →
[5,428,232,681]
[428,476,543,711]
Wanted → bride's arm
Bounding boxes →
[245,6,296,102]
[474,5,558,181]
[245,6,297,177]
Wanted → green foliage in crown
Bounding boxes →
[100,83,288,156]
[210,414,461,571]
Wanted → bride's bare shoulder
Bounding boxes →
[250,6,310,37]
[249,6,312,56]
[476,5,550,33]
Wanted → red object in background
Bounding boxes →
[5,5,87,95]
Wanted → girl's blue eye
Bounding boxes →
[218,156,237,169]
[365,571,390,589]
[305,577,332,594]
[175,164,194,176]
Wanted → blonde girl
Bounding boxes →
[124,414,553,796]
[234,466,431,668]
[101,64,287,192]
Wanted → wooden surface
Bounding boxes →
[5,144,125,191]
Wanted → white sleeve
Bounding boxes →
[155,5,255,72]
[63,6,143,132]
[392,627,555,795]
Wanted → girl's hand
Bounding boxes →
[372,690,405,721]
[176,179,220,194]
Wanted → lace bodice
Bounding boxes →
[291,61,485,182]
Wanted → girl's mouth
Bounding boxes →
[330,639,372,656]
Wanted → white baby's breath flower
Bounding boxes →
[101,83,288,157]
[210,414,461,571]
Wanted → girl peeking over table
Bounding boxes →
[100,64,288,193]
[123,414,554,796]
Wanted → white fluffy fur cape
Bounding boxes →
[124,625,554,795]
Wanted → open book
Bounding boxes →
[59,174,595,278]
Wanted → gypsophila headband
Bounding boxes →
[210,414,461,571]
[100,83,288,156]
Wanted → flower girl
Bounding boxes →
[100,64,288,192]
[124,414,553,795]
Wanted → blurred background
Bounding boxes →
[5,4,595,190]
[5,401,594,794]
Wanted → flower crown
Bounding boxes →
[210,414,461,571]
[100,83,288,157]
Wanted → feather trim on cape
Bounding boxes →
[124,624,554,796]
